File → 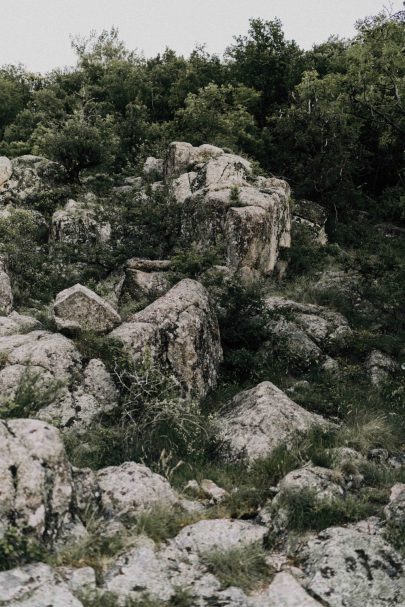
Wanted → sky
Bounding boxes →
[1,0,403,73]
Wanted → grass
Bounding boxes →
[201,543,270,592]
[275,488,385,532]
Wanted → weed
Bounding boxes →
[201,543,270,592]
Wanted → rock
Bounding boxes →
[110,279,222,399]
[163,142,291,276]
[0,563,84,607]
[0,257,13,314]
[312,270,363,308]
[302,525,405,606]
[0,155,66,206]
[0,419,75,543]
[164,142,223,179]
[0,329,117,430]
[253,571,322,606]
[104,536,174,602]
[171,171,197,204]
[384,483,405,528]
[263,296,351,371]
[365,350,397,386]
[172,518,267,554]
[292,199,328,245]
[96,462,178,522]
[0,157,12,189]
[219,382,329,462]
[51,198,111,245]
[272,466,344,530]
[58,566,97,597]
[0,312,40,337]
[54,283,121,333]
[328,447,364,468]
[143,156,164,180]
[125,258,172,299]
[200,479,229,503]
[104,519,266,605]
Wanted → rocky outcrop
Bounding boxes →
[54,283,121,333]
[159,142,292,277]
[302,525,405,606]
[125,257,172,299]
[219,382,329,462]
[0,312,40,337]
[51,197,111,245]
[262,296,351,371]
[104,518,267,604]
[0,563,84,607]
[0,155,66,206]
[0,419,75,544]
[110,279,222,398]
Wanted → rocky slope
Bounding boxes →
[0,143,403,606]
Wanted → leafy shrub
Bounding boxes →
[0,528,46,572]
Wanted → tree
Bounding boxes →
[226,18,303,126]
[175,83,259,150]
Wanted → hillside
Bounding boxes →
[0,8,404,607]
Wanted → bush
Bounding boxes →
[0,528,46,572]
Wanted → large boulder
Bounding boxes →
[51,198,111,245]
[163,142,291,277]
[125,257,172,300]
[54,283,121,333]
[110,279,222,398]
[0,419,75,544]
[0,157,12,190]
[0,330,118,430]
[0,155,66,206]
[262,296,351,371]
[219,382,329,462]
[95,462,179,522]
[302,525,405,606]
[104,518,267,605]
[0,563,84,607]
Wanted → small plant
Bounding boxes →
[135,506,200,544]
[201,543,270,592]
[276,488,380,531]
[0,528,46,572]
[171,243,225,277]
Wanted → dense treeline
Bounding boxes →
[0,7,404,223]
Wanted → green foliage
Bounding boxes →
[0,528,46,572]
[276,488,382,531]
[201,543,270,592]
[171,243,224,277]
[135,506,199,544]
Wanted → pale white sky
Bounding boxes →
[1,0,403,73]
